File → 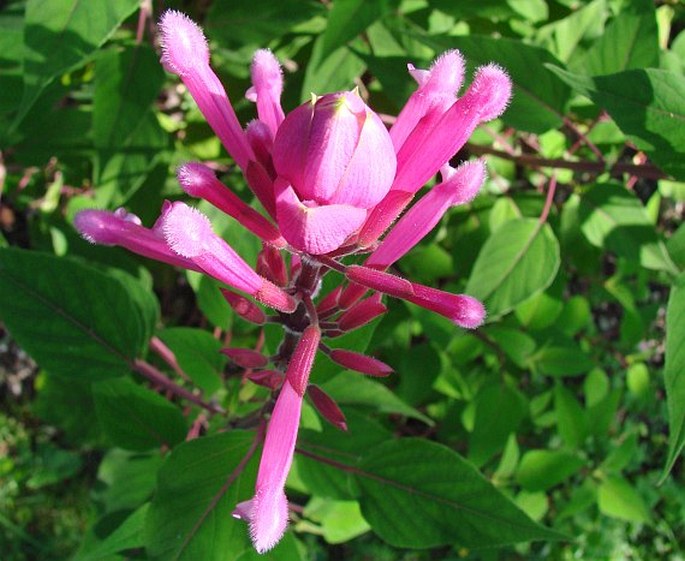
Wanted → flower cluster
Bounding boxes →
[74,10,511,554]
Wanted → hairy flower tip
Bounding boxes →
[469,63,512,122]
[159,10,209,76]
[249,488,290,554]
[176,161,216,196]
[308,385,348,431]
[74,209,135,245]
[445,159,488,206]
[248,49,283,100]
[330,349,393,377]
[410,286,486,329]
[410,49,465,93]
[161,201,214,258]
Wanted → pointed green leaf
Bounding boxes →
[466,218,561,319]
[93,377,187,451]
[663,274,685,477]
[548,66,685,180]
[16,0,140,126]
[0,248,157,380]
[598,475,651,523]
[578,183,677,273]
[356,438,564,548]
[146,432,256,561]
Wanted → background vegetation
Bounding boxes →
[1,0,684,560]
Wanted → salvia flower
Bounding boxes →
[73,9,512,553]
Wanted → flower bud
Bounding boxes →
[271,91,397,254]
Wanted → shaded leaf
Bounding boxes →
[578,183,677,273]
[16,0,140,126]
[146,432,257,561]
[356,438,563,548]
[548,66,685,180]
[93,377,187,451]
[663,274,685,478]
[0,248,156,380]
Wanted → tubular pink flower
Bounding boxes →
[406,285,486,329]
[177,162,286,247]
[256,244,288,287]
[329,349,393,376]
[221,348,269,369]
[246,49,285,138]
[316,286,343,316]
[308,385,347,431]
[74,208,200,271]
[246,369,283,391]
[392,64,511,195]
[234,327,320,553]
[159,10,253,171]
[245,161,277,218]
[356,190,414,249]
[161,202,295,312]
[271,90,396,254]
[390,50,465,152]
[221,288,267,325]
[345,265,485,328]
[367,160,486,268]
[245,120,276,175]
[233,380,301,554]
[337,296,387,332]
[285,326,321,396]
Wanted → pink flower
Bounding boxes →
[232,326,320,553]
[73,9,512,553]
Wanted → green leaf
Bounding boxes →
[303,498,370,544]
[96,449,163,513]
[321,372,433,425]
[597,475,651,523]
[206,0,323,47]
[555,385,588,449]
[0,248,156,380]
[93,43,164,149]
[73,504,148,561]
[301,37,367,99]
[146,431,259,561]
[548,66,685,180]
[530,340,594,377]
[16,0,140,126]
[578,183,677,273]
[297,410,392,500]
[580,0,659,75]
[468,383,528,466]
[466,219,561,319]
[319,0,395,62]
[516,450,585,492]
[93,377,187,451]
[356,438,562,549]
[426,35,571,133]
[157,328,226,394]
[663,274,685,478]
[32,371,102,445]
